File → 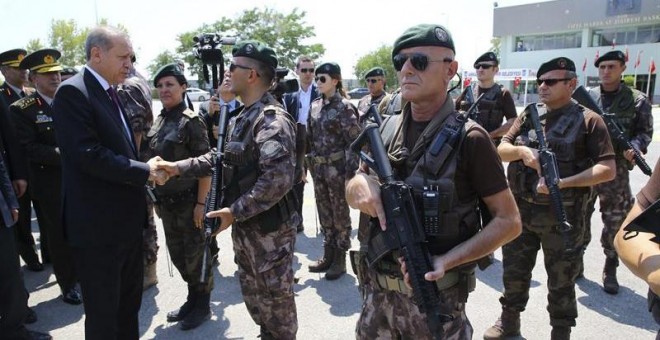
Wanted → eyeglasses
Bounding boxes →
[475,63,494,70]
[366,78,380,84]
[229,63,253,72]
[315,75,328,83]
[393,53,453,71]
[299,68,315,73]
[130,55,136,63]
[536,78,572,86]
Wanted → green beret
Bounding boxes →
[0,48,27,67]
[19,49,63,73]
[153,63,186,87]
[537,57,576,78]
[595,50,626,67]
[315,62,341,76]
[392,24,455,59]
[232,40,278,70]
[364,67,385,78]
[474,51,498,68]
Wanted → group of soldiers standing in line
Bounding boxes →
[0,21,655,340]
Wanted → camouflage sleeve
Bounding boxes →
[631,94,653,154]
[377,94,391,115]
[176,151,214,178]
[230,110,296,222]
[186,116,211,157]
[341,102,361,179]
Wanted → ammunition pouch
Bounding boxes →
[349,249,368,287]
[242,190,298,233]
[508,161,591,206]
[224,141,248,166]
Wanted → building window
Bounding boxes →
[593,24,660,46]
[514,32,581,52]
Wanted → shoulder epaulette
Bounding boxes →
[182,108,198,119]
[12,96,37,110]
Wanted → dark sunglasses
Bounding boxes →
[229,63,253,72]
[365,78,380,84]
[130,55,136,63]
[393,53,453,71]
[299,68,314,73]
[315,75,328,83]
[475,63,494,70]
[536,78,572,86]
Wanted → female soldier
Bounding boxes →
[149,64,212,330]
[306,62,361,280]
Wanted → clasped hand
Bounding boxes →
[146,156,180,185]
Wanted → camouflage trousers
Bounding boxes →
[588,160,635,259]
[143,197,158,266]
[499,199,586,328]
[310,163,352,251]
[232,216,298,340]
[158,202,213,293]
[356,266,472,340]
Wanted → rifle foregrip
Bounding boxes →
[632,150,653,176]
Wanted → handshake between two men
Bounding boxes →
[146,156,180,185]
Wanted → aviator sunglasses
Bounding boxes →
[536,78,572,86]
[299,68,315,73]
[393,53,453,71]
[475,63,494,70]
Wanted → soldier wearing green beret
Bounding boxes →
[156,40,299,339]
[346,23,521,339]
[485,57,616,339]
[357,66,388,121]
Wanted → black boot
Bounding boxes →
[325,249,346,280]
[603,257,619,295]
[550,326,571,340]
[309,245,335,273]
[180,292,211,330]
[167,286,196,322]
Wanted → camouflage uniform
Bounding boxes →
[358,91,388,123]
[455,83,518,145]
[584,84,653,262]
[117,75,157,266]
[147,101,212,292]
[179,92,299,339]
[377,88,406,116]
[306,92,360,252]
[500,102,614,328]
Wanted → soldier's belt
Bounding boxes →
[156,187,196,206]
[375,271,459,295]
[306,151,345,165]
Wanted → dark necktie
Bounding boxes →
[107,87,130,138]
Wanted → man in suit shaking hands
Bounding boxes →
[51,26,164,340]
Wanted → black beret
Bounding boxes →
[392,24,455,59]
[315,62,341,76]
[594,50,626,67]
[153,63,186,87]
[364,67,385,78]
[0,48,27,67]
[19,49,63,73]
[232,40,278,70]
[537,57,576,78]
[474,51,499,68]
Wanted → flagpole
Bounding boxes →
[647,57,654,97]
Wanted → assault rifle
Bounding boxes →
[365,104,383,126]
[572,85,652,176]
[200,103,229,283]
[527,103,574,252]
[350,124,453,339]
[463,84,479,121]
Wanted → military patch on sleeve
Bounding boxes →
[348,125,361,139]
[260,140,283,159]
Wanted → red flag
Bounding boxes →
[611,38,616,49]
[594,50,600,64]
[582,57,587,72]
[463,77,471,87]
[635,51,642,69]
[625,47,629,62]
[651,59,656,75]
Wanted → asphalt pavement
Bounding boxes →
[20,105,660,339]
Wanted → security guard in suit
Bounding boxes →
[10,49,82,305]
[0,49,45,272]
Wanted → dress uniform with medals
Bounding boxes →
[10,49,81,305]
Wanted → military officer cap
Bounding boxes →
[474,51,499,68]
[60,66,79,77]
[594,50,626,67]
[153,63,187,87]
[0,48,27,68]
[231,40,278,70]
[19,49,63,73]
[364,67,385,79]
[315,62,341,76]
[537,57,576,78]
[392,24,455,59]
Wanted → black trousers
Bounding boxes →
[73,237,143,340]
[13,192,39,264]
[293,180,305,226]
[0,225,29,339]
[35,195,76,292]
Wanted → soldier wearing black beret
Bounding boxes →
[585,48,654,296]
[357,66,388,122]
[456,51,517,145]
[486,56,616,339]
[348,23,521,339]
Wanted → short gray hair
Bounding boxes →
[85,26,129,61]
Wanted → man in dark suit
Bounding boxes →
[283,55,318,233]
[0,97,51,340]
[10,48,81,305]
[0,48,43,272]
[51,26,163,340]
